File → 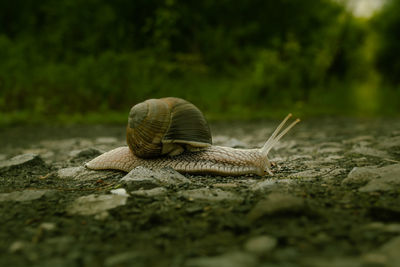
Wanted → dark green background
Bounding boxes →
[0,0,399,125]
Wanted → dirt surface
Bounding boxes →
[1,118,400,267]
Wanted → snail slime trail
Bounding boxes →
[86,97,300,176]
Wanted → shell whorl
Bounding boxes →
[127,97,212,158]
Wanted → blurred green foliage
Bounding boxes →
[0,0,399,125]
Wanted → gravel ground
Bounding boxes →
[1,117,400,267]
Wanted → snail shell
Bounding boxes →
[126,97,212,158]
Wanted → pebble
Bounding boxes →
[67,194,128,215]
[0,190,52,202]
[244,235,277,255]
[120,166,190,189]
[0,153,45,171]
[179,188,242,202]
[110,188,129,197]
[248,193,305,221]
[185,252,257,267]
[131,187,167,197]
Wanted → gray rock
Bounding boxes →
[185,252,257,267]
[131,187,167,197]
[179,188,243,202]
[248,193,305,221]
[342,166,380,186]
[244,235,277,255]
[0,190,52,202]
[67,194,127,215]
[120,166,190,189]
[0,153,45,171]
[57,166,114,181]
[342,164,400,192]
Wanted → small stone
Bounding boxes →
[121,166,190,189]
[179,188,243,202]
[185,252,257,267]
[110,188,129,197]
[248,193,305,221]
[0,190,52,202]
[244,235,277,255]
[39,222,56,231]
[131,187,167,197]
[0,153,45,171]
[9,241,28,253]
[67,194,128,215]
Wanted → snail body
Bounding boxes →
[86,98,300,176]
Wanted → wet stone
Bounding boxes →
[120,166,190,189]
[179,188,243,202]
[244,235,277,255]
[0,153,45,172]
[248,193,305,221]
[67,194,128,215]
[185,251,258,267]
[0,190,53,202]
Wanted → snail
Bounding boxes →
[85,97,300,176]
